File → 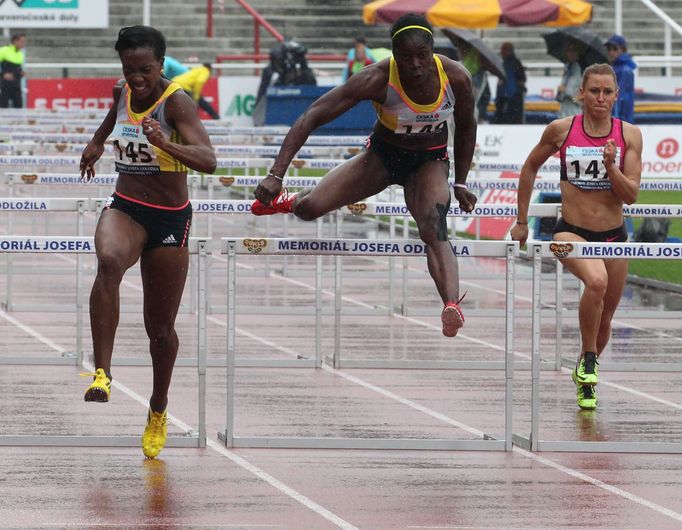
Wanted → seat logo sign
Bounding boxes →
[0,0,78,7]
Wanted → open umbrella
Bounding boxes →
[363,0,593,29]
[441,28,505,79]
[542,26,608,70]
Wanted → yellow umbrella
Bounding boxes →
[363,0,592,29]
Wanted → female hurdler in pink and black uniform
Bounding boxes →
[79,26,216,457]
[251,14,478,338]
[512,63,643,410]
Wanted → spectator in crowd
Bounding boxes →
[253,39,318,125]
[557,43,582,118]
[341,36,376,82]
[494,42,526,124]
[457,41,489,123]
[171,62,220,119]
[162,55,188,80]
[0,33,26,108]
[605,34,636,123]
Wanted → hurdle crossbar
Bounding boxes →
[218,237,518,451]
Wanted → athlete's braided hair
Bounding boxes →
[115,25,166,60]
[390,14,434,49]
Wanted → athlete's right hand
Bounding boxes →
[510,222,529,246]
[254,173,283,204]
[80,142,104,181]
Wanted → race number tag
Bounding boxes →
[565,145,620,190]
[110,123,160,176]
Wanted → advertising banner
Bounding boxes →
[0,0,108,29]
[27,77,220,120]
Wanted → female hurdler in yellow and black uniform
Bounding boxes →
[79,26,216,458]
[251,14,478,338]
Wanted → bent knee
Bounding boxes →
[292,196,323,221]
[417,213,447,244]
[96,251,130,280]
[583,274,609,296]
[145,325,177,346]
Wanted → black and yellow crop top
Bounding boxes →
[373,55,456,137]
[110,82,187,175]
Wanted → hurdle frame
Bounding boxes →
[218,237,518,451]
[0,236,209,449]
[513,241,682,454]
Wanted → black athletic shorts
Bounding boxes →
[365,133,449,186]
[554,217,628,243]
[104,192,192,250]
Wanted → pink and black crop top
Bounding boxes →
[559,114,626,191]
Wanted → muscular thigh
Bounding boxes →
[303,149,391,212]
[95,208,147,268]
[403,160,451,221]
[553,231,608,285]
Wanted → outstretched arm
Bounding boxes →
[511,119,568,245]
[255,62,388,204]
[80,82,122,180]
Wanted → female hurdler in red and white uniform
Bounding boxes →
[512,63,643,410]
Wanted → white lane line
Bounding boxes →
[207,315,482,439]
[209,314,682,524]
[515,446,682,523]
[79,358,357,530]
[0,303,356,530]
[0,308,69,354]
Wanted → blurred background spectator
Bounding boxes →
[494,42,526,124]
[556,43,582,117]
[606,34,636,123]
[0,33,26,108]
[171,62,220,119]
[341,36,375,82]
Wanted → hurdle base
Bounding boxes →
[217,432,507,451]
[512,434,682,453]
[560,358,682,372]
[0,434,201,448]
[325,357,560,371]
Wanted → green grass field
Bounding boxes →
[628,190,682,284]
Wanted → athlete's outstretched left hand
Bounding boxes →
[454,187,477,213]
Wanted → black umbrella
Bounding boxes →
[542,27,608,70]
[441,28,506,80]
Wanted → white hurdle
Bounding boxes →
[217,237,518,451]
[514,241,682,454]
[0,236,209,449]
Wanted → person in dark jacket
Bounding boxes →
[0,33,26,108]
[494,42,526,124]
[605,34,636,123]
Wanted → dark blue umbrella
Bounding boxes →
[542,27,608,70]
